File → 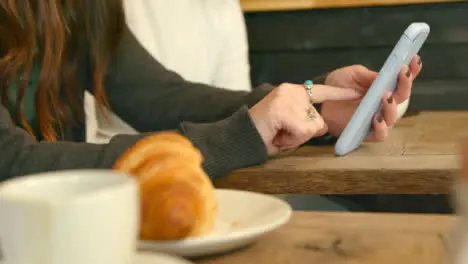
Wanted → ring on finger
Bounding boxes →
[303,80,314,102]
[306,105,316,121]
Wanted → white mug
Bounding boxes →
[0,170,139,264]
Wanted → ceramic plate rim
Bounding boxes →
[135,252,194,264]
[137,189,292,247]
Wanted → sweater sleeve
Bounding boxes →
[103,26,268,133]
[0,102,268,181]
[96,26,274,179]
[0,25,271,181]
[0,103,148,181]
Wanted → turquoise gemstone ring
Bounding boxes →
[303,80,313,101]
[303,80,316,120]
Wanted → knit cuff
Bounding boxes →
[180,106,268,180]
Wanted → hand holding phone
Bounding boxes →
[334,23,430,156]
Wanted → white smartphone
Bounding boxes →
[334,22,430,156]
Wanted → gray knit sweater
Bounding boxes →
[0,26,275,181]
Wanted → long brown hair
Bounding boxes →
[0,0,125,141]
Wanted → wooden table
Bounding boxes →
[240,0,465,12]
[215,111,468,194]
[196,211,455,264]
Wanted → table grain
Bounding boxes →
[214,111,468,194]
[196,211,455,264]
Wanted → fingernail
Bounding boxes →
[418,57,422,65]
[405,68,411,78]
[353,88,364,95]
[387,95,393,104]
[377,114,383,123]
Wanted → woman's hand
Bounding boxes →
[248,83,362,156]
[322,56,422,141]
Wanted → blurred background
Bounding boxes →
[121,0,468,214]
[241,0,468,112]
[239,0,468,214]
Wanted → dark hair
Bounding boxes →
[0,0,125,140]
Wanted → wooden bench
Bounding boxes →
[215,111,468,194]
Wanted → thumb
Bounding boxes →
[354,66,379,89]
[308,84,363,103]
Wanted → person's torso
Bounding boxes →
[124,0,222,83]
[6,63,88,142]
[86,0,228,143]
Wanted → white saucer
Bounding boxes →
[138,189,292,258]
[135,252,194,264]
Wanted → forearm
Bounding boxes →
[1,112,268,183]
[0,128,148,181]
[180,106,267,179]
[104,26,271,132]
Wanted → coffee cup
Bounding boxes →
[0,170,139,264]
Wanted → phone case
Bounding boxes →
[334,23,430,156]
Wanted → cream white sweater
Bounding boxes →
[85,0,251,143]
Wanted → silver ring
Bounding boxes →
[306,105,316,121]
[304,80,316,121]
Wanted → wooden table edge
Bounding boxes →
[215,155,458,194]
[240,0,465,12]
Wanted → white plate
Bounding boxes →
[138,189,292,258]
[135,252,193,264]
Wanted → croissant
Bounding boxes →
[113,132,217,241]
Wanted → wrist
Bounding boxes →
[179,106,268,179]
